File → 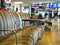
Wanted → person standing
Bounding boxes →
[0,5,7,11]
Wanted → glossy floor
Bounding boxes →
[0,26,40,45]
[36,19,60,45]
[0,19,60,45]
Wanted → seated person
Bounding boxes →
[38,14,44,25]
[38,14,43,19]
[32,14,43,19]
[45,13,48,18]
[32,15,39,19]
[35,11,39,15]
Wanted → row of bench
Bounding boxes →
[19,25,45,45]
[0,10,45,45]
[0,10,30,37]
[0,25,45,45]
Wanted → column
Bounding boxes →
[1,0,5,8]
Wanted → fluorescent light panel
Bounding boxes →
[14,2,23,4]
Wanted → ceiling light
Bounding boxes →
[14,2,23,4]
[4,0,11,3]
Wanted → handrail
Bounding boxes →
[0,30,18,45]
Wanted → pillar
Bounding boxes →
[1,0,5,8]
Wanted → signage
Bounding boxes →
[4,0,11,3]
[31,3,43,9]
[46,3,58,8]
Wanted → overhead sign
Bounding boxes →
[4,0,11,3]
[46,3,59,8]
[31,3,43,9]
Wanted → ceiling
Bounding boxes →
[10,0,60,6]
[0,0,60,3]
[11,0,60,3]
